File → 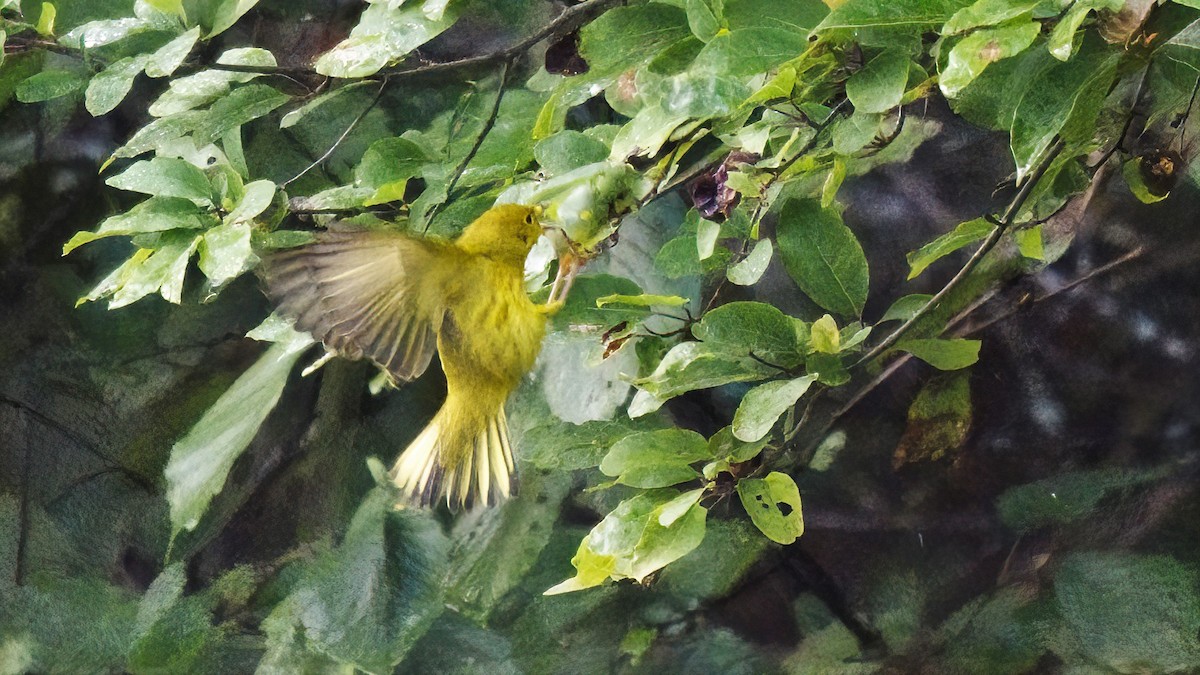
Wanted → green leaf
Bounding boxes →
[831,111,883,154]
[943,0,1039,34]
[35,2,55,36]
[1014,225,1044,259]
[906,217,992,279]
[816,0,975,32]
[595,293,689,308]
[522,415,666,472]
[198,221,254,287]
[63,197,217,253]
[78,248,150,306]
[809,314,840,354]
[194,83,290,143]
[846,49,909,113]
[727,238,773,285]
[315,3,457,78]
[264,489,447,673]
[246,312,315,352]
[198,0,261,38]
[895,338,981,370]
[280,82,371,129]
[534,130,610,176]
[696,218,720,260]
[821,156,847,207]
[600,428,710,488]
[145,0,186,19]
[732,375,817,442]
[940,20,1040,99]
[723,0,828,32]
[692,300,804,366]
[579,4,692,81]
[879,293,932,323]
[630,342,775,416]
[224,179,276,224]
[15,70,86,103]
[996,466,1169,531]
[127,564,216,672]
[106,111,208,164]
[356,137,427,204]
[443,469,573,621]
[164,340,311,535]
[659,519,772,603]
[655,231,733,278]
[709,425,771,463]
[149,48,277,117]
[610,105,693,160]
[107,233,202,308]
[86,55,150,116]
[686,0,722,41]
[59,17,154,49]
[893,372,971,467]
[1010,41,1118,180]
[546,489,708,594]
[630,491,707,580]
[546,274,643,330]
[1055,553,1200,672]
[106,157,213,203]
[1047,0,1120,61]
[145,26,200,78]
[736,471,804,544]
[776,198,870,317]
[690,28,809,77]
[839,323,871,352]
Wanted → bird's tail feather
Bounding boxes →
[389,405,516,510]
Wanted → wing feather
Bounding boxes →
[265,229,451,382]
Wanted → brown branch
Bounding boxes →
[376,0,621,80]
[854,138,1068,367]
[424,58,511,230]
[201,0,623,81]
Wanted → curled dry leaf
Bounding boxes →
[1097,0,1154,45]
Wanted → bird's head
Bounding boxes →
[455,203,546,266]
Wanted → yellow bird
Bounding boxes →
[265,204,575,509]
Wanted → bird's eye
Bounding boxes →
[524,214,535,225]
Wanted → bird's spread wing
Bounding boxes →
[265,229,452,382]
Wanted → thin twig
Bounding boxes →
[424,59,511,230]
[854,138,1067,367]
[1177,74,1200,155]
[703,100,851,315]
[16,416,31,586]
[820,245,1146,438]
[281,78,390,188]
[955,245,1146,335]
[1091,63,1151,172]
[379,0,621,79]
[197,0,622,81]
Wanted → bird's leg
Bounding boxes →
[547,250,584,306]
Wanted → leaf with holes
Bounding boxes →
[736,472,804,544]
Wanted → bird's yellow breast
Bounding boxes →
[438,256,546,392]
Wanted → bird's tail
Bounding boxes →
[388,402,516,510]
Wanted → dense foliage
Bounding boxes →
[2,0,1200,671]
